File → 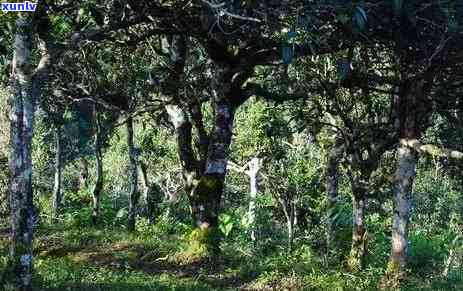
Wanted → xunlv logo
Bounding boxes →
[2,2,37,12]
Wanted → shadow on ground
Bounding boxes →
[34,238,258,290]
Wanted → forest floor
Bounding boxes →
[0,220,462,291]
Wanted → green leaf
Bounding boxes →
[219,214,234,237]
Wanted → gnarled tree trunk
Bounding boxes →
[162,34,200,200]
[9,16,37,291]
[188,93,235,254]
[162,34,251,256]
[51,125,62,223]
[126,116,139,231]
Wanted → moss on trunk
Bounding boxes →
[184,175,224,259]
[183,226,221,261]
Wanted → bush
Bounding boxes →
[408,231,447,275]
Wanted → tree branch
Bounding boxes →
[67,16,149,49]
[401,139,463,160]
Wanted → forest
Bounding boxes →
[0,0,462,290]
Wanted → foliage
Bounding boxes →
[218,213,235,238]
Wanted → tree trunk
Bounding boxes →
[248,157,261,242]
[348,195,367,271]
[325,137,344,253]
[279,195,296,252]
[8,16,37,291]
[51,125,62,223]
[126,116,139,232]
[165,103,199,193]
[79,157,89,190]
[162,36,245,256]
[91,113,103,226]
[380,77,431,288]
[386,143,416,277]
[162,35,200,201]
[287,214,294,252]
[139,161,161,224]
[188,98,235,254]
[289,201,295,252]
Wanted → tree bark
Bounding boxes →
[9,16,37,291]
[126,116,139,231]
[79,157,89,190]
[248,157,261,242]
[287,211,294,252]
[139,161,161,224]
[387,143,416,275]
[379,71,434,288]
[51,125,62,223]
[162,34,200,198]
[348,194,367,271]
[188,98,235,253]
[165,103,199,193]
[162,36,239,255]
[187,62,237,254]
[91,113,103,226]
[162,35,255,255]
[278,194,296,252]
[383,79,426,283]
[325,136,344,253]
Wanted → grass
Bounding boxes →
[0,213,462,290]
